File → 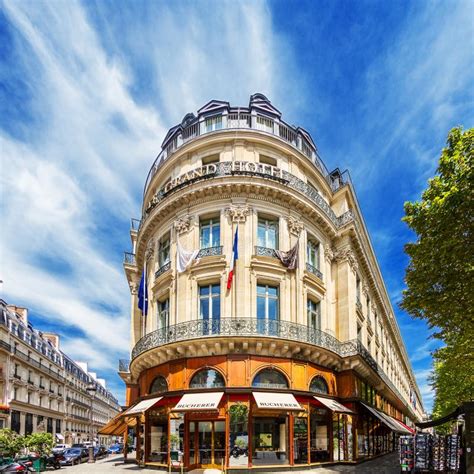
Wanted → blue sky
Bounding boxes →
[0,0,473,411]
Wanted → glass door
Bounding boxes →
[198,421,213,467]
[190,421,226,468]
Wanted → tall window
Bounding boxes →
[199,284,220,334]
[309,376,329,394]
[205,115,222,132]
[158,235,170,267]
[307,299,321,331]
[257,218,278,249]
[307,238,319,269]
[149,376,168,394]
[200,218,220,248]
[257,285,279,334]
[157,299,169,331]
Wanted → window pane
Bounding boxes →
[267,298,278,321]
[267,286,278,297]
[200,286,210,297]
[257,285,266,295]
[201,226,210,248]
[200,299,209,321]
[257,296,265,320]
[211,284,220,295]
[211,224,220,246]
[257,223,266,247]
[212,296,221,320]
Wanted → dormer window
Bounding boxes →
[205,115,222,132]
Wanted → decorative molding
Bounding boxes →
[145,238,155,261]
[129,283,138,295]
[286,216,304,236]
[362,283,370,296]
[334,247,358,273]
[225,205,251,223]
[324,245,336,263]
[174,215,193,234]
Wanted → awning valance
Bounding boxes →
[314,396,354,414]
[361,402,411,434]
[172,392,224,412]
[123,396,163,416]
[388,416,414,435]
[253,392,302,411]
[98,413,127,436]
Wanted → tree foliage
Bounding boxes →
[401,127,474,418]
[24,432,54,456]
[0,428,25,457]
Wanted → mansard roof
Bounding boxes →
[249,92,282,117]
[197,99,230,115]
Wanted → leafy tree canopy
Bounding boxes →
[401,127,474,419]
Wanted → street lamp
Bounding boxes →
[86,382,97,464]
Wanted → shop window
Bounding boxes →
[148,409,168,464]
[157,299,169,331]
[294,417,308,464]
[257,284,279,335]
[309,376,329,394]
[229,403,249,467]
[310,407,330,462]
[200,218,220,248]
[199,284,220,334]
[11,410,20,434]
[252,368,288,389]
[158,235,170,267]
[252,416,288,465]
[189,368,225,389]
[149,376,168,395]
[307,299,321,331]
[257,217,278,249]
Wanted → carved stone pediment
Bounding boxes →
[174,215,193,234]
[286,216,304,236]
[225,205,251,223]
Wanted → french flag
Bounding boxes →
[227,226,238,290]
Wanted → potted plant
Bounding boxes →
[25,433,54,472]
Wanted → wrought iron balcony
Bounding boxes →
[254,246,278,258]
[306,262,323,280]
[155,261,171,278]
[196,246,223,258]
[123,252,136,265]
[131,317,342,360]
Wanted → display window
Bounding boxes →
[294,416,308,464]
[229,403,249,467]
[147,409,168,464]
[310,407,330,462]
[252,416,289,466]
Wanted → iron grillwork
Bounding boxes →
[306,262,323,280]
[196,246,223,258]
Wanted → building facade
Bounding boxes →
[117,94,424,470]
[0,300,121,446]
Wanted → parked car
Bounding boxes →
[52,444,69,455]
[71,443,85,448]
[107,444,123,454]
[59,448,88,465]
[93,446,108,459]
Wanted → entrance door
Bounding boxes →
[189,421,226,468]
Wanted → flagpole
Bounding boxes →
[142,257,146,338]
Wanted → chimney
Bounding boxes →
[7,305,28,325]
[42,333,60,350]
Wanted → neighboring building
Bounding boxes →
[116,94,424,469]
[0,299,121,445]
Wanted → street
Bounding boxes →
[59,452,400,473]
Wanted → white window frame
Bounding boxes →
[257,217,279,249]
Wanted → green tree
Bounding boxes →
[401,126,474,419]
[0,428,25,458]
[24,432,54,456]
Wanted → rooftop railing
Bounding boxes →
[143,111,345,197]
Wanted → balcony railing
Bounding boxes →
[143,110,341,197]
[123,252,136,265]
[254,246,278,258]
[126,318,414,416]
[155,261,171,279]
[196,246,223,258]
[306,262,323,280]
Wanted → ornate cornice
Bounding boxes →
[225,205,251,223]
[334,247,358,273]
[324,244,336,263]
[286,216,304,236]
[145,238,155,261]
[174,215,193,234]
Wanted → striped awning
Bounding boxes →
[98,413,127,436]
[314,396,354,414]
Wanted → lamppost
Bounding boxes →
[86,383,97,464]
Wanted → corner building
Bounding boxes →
[117,94,424,470]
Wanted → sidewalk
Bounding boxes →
[66,452,399,473]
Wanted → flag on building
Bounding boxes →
[177,239,199,273]
[275,240,299,270]
[138,269,148,316]
[227,226,239,289]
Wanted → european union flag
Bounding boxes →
[138,270,148,316]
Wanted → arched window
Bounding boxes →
[310,376,329,394]
[189,369,225,389]
[149,376,168,394]
[252,368,289,389]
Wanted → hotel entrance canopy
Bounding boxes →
[253,392,302,411]
[172,392,224,411]
[314,396,354,414]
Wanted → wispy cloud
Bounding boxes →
[0,0,295,403]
